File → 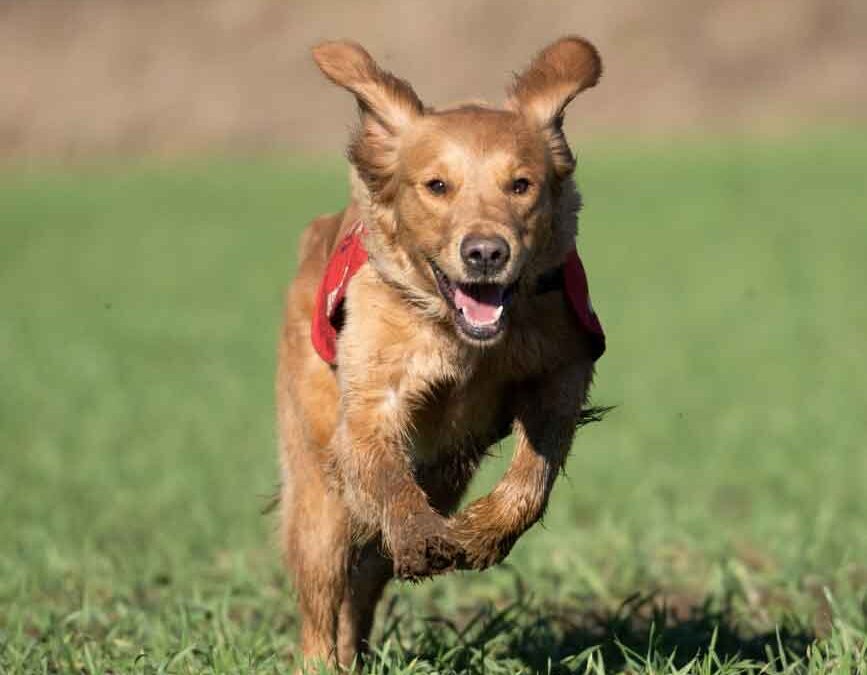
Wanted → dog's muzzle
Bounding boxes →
[430,261,516,342]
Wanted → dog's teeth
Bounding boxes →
[460,304,504,327]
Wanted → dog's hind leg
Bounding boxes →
[279,397,349,669]
[337,540,392,668]
[283,457,350,668]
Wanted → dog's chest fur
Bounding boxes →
[339,268,518,463]
[340,266,589,468]
[408,370,513,466]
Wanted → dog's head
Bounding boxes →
[313,37,601,346]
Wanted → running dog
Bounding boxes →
[276,35,606,668]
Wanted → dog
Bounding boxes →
[276,36,606,668]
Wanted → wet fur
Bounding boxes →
[277,36,603,669]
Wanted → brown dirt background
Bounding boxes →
[2,0,865,162]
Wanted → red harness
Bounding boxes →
[311,221,605,365]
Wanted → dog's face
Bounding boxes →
[313,38,601,345]
[393,109,553,343]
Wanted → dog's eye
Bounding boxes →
[425,179,448,196]
[511,178,531,195]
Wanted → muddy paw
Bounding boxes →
[391,512,463,581]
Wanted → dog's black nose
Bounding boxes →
[460,235,510,275]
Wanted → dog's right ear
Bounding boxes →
[313,41,424,199]
[507,37,602,178]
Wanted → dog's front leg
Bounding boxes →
[333,390,462,581]
[451,363,592,570]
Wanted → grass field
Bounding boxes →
[2,131,867,673]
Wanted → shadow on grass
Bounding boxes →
[374,581,816,673]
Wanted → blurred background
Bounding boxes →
[1,0,865,161]
[2,2,867,673]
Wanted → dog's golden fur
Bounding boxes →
[277,36,603,668]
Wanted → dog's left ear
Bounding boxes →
[507,36,602,178]
[313,41,424,199]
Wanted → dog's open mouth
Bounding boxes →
[431,262,515,342]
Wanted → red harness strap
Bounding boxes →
[310,221,369,365]
[311,221,605,365]
[564,248,606,361]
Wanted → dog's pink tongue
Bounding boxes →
[454,285,503,325]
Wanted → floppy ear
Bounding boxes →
[507,36,602,178]
[312,40,424,199]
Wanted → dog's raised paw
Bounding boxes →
[390,513,464,581]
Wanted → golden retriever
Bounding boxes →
[276,35,605,668]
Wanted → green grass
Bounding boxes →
[2,131,867,673]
